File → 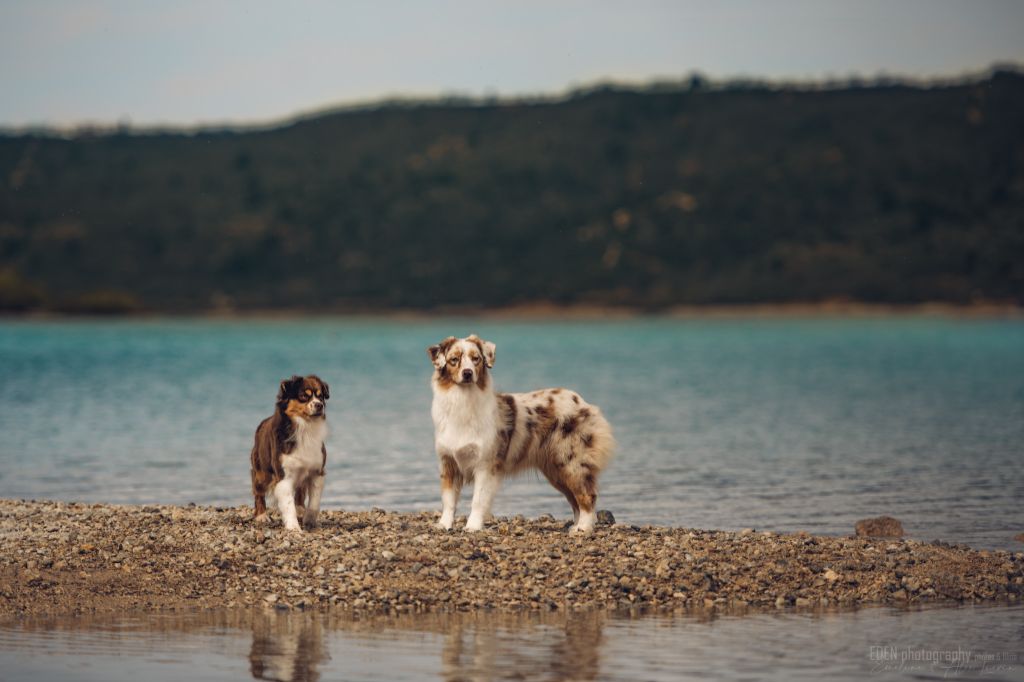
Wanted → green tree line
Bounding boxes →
[1,71,1022,312]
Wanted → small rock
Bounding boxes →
[263,594,278,604]
[824,569,839,583]
[855,516,904,538]
[596,510,616,525]
[381,550,397,562]
[739,528,755,536]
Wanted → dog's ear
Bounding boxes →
[468,334,496,368]
[427,336,456,369]
[277,375,303,404]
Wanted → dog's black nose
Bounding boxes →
[461,369,474,381]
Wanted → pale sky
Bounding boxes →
[1,0,1022,129]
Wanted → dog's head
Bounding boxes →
[427,334,496,388]
[277,375,330,420]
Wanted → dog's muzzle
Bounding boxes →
[461,369,474,383]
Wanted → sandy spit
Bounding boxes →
[1,499,1020,617]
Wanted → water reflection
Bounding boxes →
[436,613,604,682]
[1,605,1022,681]
[249,611,330,682]
[245,611,609,682]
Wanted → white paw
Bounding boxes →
[437,518,453,531]
[254,513,269,525]
[569,524,594,534]
[464,517,484,532]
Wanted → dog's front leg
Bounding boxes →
[273,478,302,532]
[438,454,462,530]
[303,474,325,529]
[465,467,499,532]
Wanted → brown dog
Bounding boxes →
[250,375,329,531]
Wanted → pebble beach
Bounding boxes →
[1,499,1021,618]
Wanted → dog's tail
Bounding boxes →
[577,406,616,473]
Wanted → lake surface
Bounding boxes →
[0,316,1022,549]
[0,604,1021,681]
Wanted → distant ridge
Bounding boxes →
[1,68,1022,312]
[3,64,1021,138]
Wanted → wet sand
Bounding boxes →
[1,499,1020,617]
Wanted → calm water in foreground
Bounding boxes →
[0,316,1021,547]
[0,604,1021,681]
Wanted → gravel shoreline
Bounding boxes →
[2,499,1021,617]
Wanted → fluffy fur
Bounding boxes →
[250,375,330,532]
[427,335,614,533]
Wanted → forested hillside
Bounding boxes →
[1,71,1022,312]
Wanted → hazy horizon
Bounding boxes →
[3,0,1024,129]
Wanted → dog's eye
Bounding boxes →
[448,357,458,365]
[471,355,481,364]
[298,394,310,402]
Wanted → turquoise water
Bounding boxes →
[0,317,1022,548]
[1,605,1021,681]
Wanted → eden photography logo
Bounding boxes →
[869,645,1019,677]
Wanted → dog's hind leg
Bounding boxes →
[567,463,599,533]
[252,469,271,523]
[543,470,580,525]
[293,485,306,523]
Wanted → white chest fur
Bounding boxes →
[282,418,327,479]
[431,384,499,465]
